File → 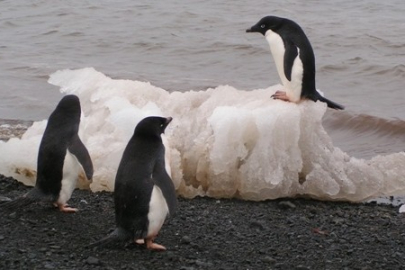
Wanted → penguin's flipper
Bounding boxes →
[68,134,94,180]
[317,95,345,110]
[0,188,44,212]
[153,159,177,216]
[87,228,131,249]
[283,40,299,81]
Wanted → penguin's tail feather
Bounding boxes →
[0,188,44,212]
[87,228,131,249]
[317,96,345,110]
[0,196,34,211]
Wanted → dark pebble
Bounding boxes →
[296,265,310,270]
[44,262,54,269]
[262,256,276,264]
[181,235,191,244]
[86,256,101,265]
[0,196,11,202]
[279,200,297,209]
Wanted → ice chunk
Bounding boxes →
[0,67,404,202]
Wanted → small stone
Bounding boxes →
[278,201,296,209]
[86,256,100,265]
[296,265,310,270]
[80,199,88,204]
[275,262,285,268]
[44,262,54,269]
[180,267,195,270]
[194,259,213,267]
[262,256,276,264]
[181,235,191,244]
[0,235,4,241]
[0,196,11,202]
[250,220,264,230]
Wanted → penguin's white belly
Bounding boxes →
[265,30,303,103]
[57,150,81,205]
[147,185,169,238]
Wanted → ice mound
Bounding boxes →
[0,67,404,201]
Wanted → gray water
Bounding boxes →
[1,0,405,158]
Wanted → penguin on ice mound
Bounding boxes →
[247,16,344,110]
[0,95,93,213]
[89,116,177,251]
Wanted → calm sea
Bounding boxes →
[1,0,404,159]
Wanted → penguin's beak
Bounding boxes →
[165,117,173,125]
[162,117,173,133]
[246,25,258,33]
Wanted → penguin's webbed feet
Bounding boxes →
[146,239,166,251]
[135,238,166,251]
[271,91,291,102]
[53,202,78,213]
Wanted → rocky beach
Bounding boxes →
[1,173,404,270]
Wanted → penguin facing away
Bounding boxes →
[89,116,177,251]
[246,16,344,110]
[0,95,93,213]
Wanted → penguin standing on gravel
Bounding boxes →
[89,116,177,251]
[0,95,93,213]
[246,15,344,110]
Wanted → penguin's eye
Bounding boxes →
[260,24,266,28]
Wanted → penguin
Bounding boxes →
[246,16,344,110]
[89,116,177,251]
[0,95,93,213]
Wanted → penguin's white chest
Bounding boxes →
[265,30,304,103]
[147,185,169,238]
[57,150,81,205]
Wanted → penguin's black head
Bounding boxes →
[134,116,173,138]
[246,16,284,36]
[55,94,81,117]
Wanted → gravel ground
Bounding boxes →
[1,175,404,270]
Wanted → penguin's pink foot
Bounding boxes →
[271,91,291,102]
[54,203,78,213]
[146,239,166,251]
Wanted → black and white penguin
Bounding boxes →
[0,95,93,213]
[246,16,344,110]
[89,116,177,251]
